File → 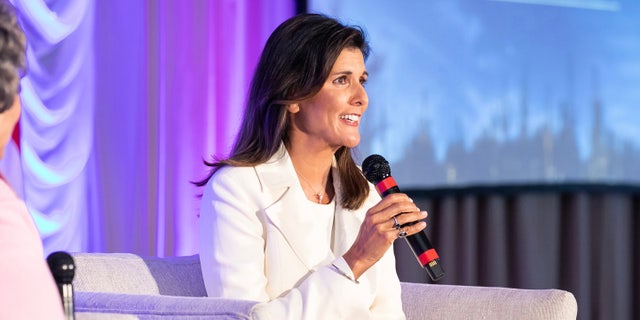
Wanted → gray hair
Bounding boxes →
[0,0,26,113]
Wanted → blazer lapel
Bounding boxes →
[256,146,324,270]
[255,145,374,270]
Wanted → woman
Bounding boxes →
[0,1,65,318]
[198,13,428,319]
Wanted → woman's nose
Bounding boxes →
[352,83,368,107]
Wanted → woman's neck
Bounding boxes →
[286,141,335,204]
[286,142,334,182]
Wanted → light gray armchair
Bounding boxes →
[71,253,577,320]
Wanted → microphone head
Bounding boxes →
[362,154,391,184]
[47,251,75,284]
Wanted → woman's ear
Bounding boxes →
[286,103,300,113]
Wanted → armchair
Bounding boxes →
[71,253,577,319]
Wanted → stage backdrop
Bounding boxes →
[308,2,639,319]
[7,0,295,256]
[310,0,640,188]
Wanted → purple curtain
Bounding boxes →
[11,0,95,254]
[91,0,295,256]
[13,0,295,257]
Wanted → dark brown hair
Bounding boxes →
[198,13,371,210]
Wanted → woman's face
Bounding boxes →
[288,47,368,150]
[0,95,21,159]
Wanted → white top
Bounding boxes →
[299,196,336,267]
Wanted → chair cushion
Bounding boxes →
[72,253,206,297]
[401,282,577,320]
[76,291,255,320]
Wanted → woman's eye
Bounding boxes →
[334,76,348,85]
[360,77,367,86]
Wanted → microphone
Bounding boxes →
[362,154,445,281]
[47,251,76,320]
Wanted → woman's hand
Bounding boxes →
[343,193,428,279]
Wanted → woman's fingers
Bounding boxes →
[368,193,420,223]
[394,216,427,239]
[344,194,430,278]
[393,210,428,228]
[370,194,428,235]
[368,194,430,242]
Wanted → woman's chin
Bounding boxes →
[341,137,361,149]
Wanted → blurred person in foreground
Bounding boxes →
[197,13,429,319]
[0,1,65,319]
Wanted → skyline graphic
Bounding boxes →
[312,0,640,187]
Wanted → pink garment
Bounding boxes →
[0,178,65,320]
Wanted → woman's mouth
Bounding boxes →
[339,114,361,125]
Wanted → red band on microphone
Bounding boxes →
[417,248,439,266]
[375,176,397,194]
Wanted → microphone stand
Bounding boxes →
[47,251,76,320]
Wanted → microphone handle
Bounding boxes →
[404,230,445,281]
[379,181,445,281]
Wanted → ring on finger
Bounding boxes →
[392,216,401,230]
[398,229,408,238]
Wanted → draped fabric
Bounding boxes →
[12,0,95,253]
[400,185,640,320]
[10,0,294,257]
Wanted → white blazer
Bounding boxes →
[199,146,405,319]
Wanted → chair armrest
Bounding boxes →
[75,291,257,320]
[401,282,577,320]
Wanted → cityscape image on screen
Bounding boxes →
[311,0,640,187]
